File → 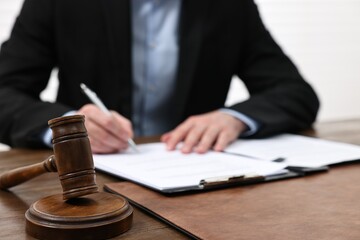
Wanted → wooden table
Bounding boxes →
[0,119,359,239]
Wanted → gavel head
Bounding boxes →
[48,115,98,200]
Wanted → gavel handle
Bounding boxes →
[0,155,57,190]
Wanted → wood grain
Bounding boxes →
[1,119,360,239]
[0,149,188,240]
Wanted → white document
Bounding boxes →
[224,134,360,168]
[93,143,287,193]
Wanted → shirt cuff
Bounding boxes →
[41,110,77,147]
[219,108,260,137]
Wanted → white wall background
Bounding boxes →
[259,0,360,122]
[0,0,360,149]
[227,0,360,122]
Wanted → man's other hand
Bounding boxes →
[161,110,246,154]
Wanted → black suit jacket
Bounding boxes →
[0,0,319,148]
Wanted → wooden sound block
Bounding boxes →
[25,192,133,240]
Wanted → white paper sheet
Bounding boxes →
[93,143,287,192]
[224,134,360,168]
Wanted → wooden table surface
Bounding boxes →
[0,119,359,239]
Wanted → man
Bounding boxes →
[0,0,319,154]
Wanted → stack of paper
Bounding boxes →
[93,143,287,193]
[224,134,360,168]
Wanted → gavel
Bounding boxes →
[0,115,133,239]
[0,115,98,200]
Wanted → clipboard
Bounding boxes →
[93,143,292,194]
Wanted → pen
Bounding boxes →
[80,83,139,153]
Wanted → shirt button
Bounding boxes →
[149,42,157,48]
[148,85,156,92]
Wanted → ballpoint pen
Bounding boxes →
[80,83,139,153]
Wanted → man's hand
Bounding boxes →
[161,110,247,154]
[77,104,134,153]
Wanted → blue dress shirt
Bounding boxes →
[131,0,181,136]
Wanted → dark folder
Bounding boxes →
[104,163,360,240]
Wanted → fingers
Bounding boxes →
[181,124,207,153]
[212,129,238,152]
[161,118,194,151]
[195,126,220,153]
[77,104,133,154]
[162,111,246,154]
[84,118,128,153]
[111,111,134,139]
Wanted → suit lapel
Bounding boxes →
[174,0,208,121]
[100,0,132,117]
[101,0,131,69]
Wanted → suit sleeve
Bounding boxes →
[0,0,71,148]
[231,0,320,137]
